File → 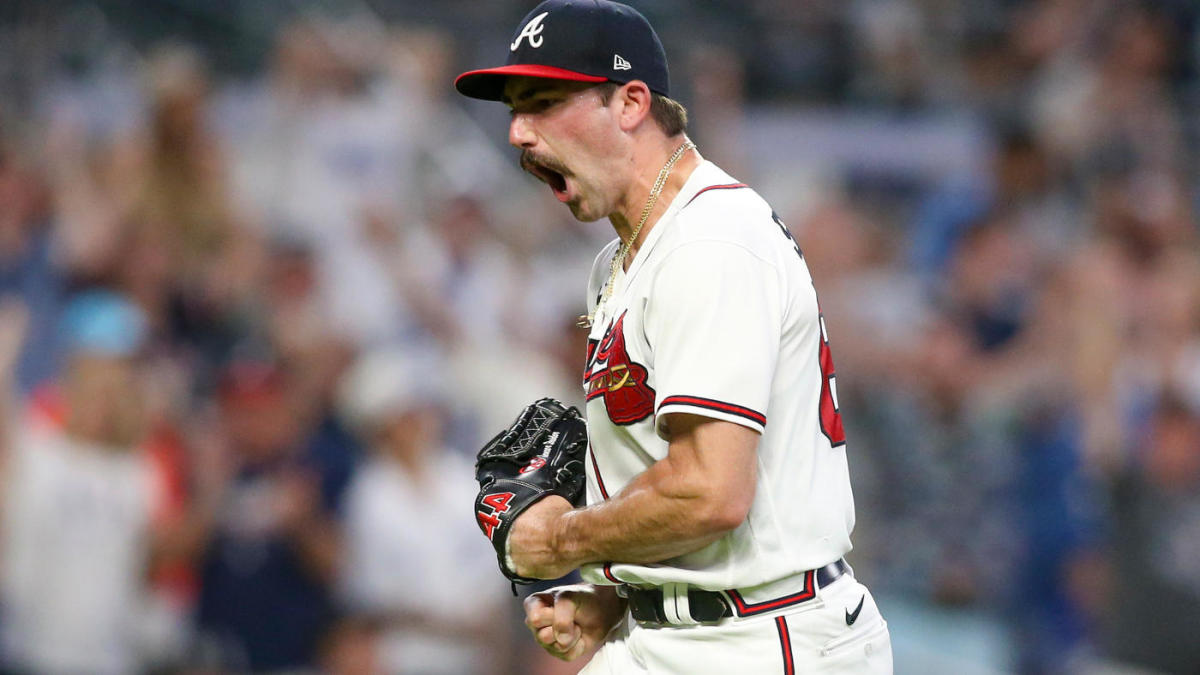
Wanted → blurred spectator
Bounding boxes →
[1028,3,1185,182]
[0,291,187,674]
[335,346,510,674]
[397,195,525,347]
[847,0,941,109]
[218,17,431,350]
[189,360,346,672]
[1010,409,1106,674]
[1064,169,1200,469]
[908,124,1072,287]
[0,141,66,394]
[941,212,1037,353]
[42,44,262,395]
[1101,391,1200,673]
[123,45,256,307]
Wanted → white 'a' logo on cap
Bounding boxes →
[613,54,631,70]
[511,11,549,51]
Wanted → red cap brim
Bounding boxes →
[455,65,608,101]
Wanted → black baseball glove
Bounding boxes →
[474,397,588,584]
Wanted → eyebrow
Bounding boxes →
[502,83,561,106]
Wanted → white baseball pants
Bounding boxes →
[580,576,892,674]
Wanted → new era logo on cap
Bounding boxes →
[455,0,671,101]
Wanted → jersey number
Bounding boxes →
[772,212,847,448]
[817,313,846,447]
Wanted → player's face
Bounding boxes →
[503,77,626,222]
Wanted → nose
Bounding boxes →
[509,113,537,149]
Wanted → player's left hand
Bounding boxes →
[508,495,575,579]
[473,398,588,583]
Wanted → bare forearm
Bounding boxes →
[559,458,738,566]
[510,416,757,580]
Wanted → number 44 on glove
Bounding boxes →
[474,397,588,584]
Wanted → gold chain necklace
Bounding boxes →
[578,140,696,329]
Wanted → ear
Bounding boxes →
[614,81,653,132]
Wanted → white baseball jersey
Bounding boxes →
[1,419,163,674]
[579,160,855,592]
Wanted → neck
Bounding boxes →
[609,137,700,263]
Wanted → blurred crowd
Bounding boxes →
[0,0,1198,674]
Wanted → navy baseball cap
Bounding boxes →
[455,0,670,102]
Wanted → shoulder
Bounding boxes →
[661,166,782,266]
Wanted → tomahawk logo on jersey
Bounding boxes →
[579,161,855,593]
[584,311,655,425]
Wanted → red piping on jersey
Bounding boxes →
[726,570,816,616]
[589,444,618,584]
[589,445,610,500]
[684,183,748,207]
[659,395,767,427]
[776,616,796,675]
[602,563,620,583]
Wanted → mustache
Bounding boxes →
[520,150,572,177]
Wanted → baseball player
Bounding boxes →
[455,1,893,672]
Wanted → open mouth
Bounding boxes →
[522,154,571,201]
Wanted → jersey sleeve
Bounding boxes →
[644,239,781,438]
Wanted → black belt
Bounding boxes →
[625,559,850,625]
